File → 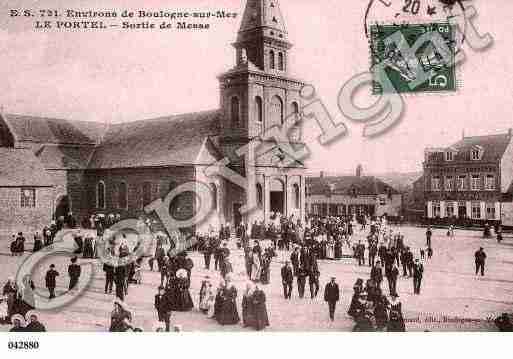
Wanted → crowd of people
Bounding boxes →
[1,207,509,332]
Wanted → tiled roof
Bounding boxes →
[0,148,54,187]
[449,133,511,162]
[3,114,108,145]
[88,110,222,169]
[36,145,96,170]
[307,176,400,196]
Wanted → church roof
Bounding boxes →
[239,0,287,34]
[0,148,54,187]
[88,110,222,169]
[307,176,400,196]
[36,145,96,170]
[2,114,108,145]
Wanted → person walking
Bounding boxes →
[475,247,487,276]
[324,277,340,322]
[297,267,308,299]
[45,264,59,299]
[67,257,81,291]
[426,227,432,248]
[281,261,293,300]
[412,259,424,295]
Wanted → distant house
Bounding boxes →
[0,147,54,234]
[306,167,402,218]
[423,130,513,225]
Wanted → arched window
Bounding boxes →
[270,95,284,125]
[211,183,218,211]
[231,97,240,127]
[118,182,128,209]
[256,183,263,207]
[255,96,263,123]
[97,181,106,209]
[278,52,284,70]
[270,50,275,69]
[293,183,300,209]
[142,182,152,207]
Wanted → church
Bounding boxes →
[0,0,307,235]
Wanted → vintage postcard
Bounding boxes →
[0,0,512,345]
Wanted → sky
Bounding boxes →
[0,0,512,174]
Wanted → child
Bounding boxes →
[427,247,433,259]
[420,249,425,260]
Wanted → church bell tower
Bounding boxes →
[218,0,304,147]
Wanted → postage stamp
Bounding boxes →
[370,22,457,94]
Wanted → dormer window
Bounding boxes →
[445,151,454,161]
[471,149,480,160]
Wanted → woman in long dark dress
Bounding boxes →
[334,238,342,259]
[251,285,269,331]
[173,270,193,312]
[374,294,389,331]
[109,300,133,332]
[213,280,225,320]
[242,282,255,328]
[387,294,405,332]
[33,232,43,253]
[216,279,240,325]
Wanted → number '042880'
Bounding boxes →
[7,341,39,350]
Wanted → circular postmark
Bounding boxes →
[364,0,468,54]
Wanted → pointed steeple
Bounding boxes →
[239,0,287,35]
[233,0,292,72]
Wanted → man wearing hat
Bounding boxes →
[281,261,294,299]
[412,259,424,295]
[474,247,487,277]
[25,311,46,332]
[324,277,340,321]
[45,264,59,299]
[68,257,81,291]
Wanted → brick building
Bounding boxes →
[423,130,513,225]
[306,167,402,218]
[0,0,307,234]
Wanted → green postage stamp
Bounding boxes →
[370,22,457,94]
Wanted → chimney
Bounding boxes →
[508,128,513,138]
[356,164,363,177]
[320,171,324,178]
[462,129,465,139]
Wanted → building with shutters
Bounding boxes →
[423,130,513,225]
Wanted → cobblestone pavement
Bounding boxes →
[0,225,511,332]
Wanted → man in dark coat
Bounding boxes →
[45,264,59,299]
[114,265,128,301]
[369,242,377,267]
[281,261,293,300]
[475,247,487,276]
[309,266,320,299]
[67,257,81,291]
[412,259,424,295]
[387,263,399,296]
[290,247,300,277]
[297,267,308,299]
[370,261,383,289]
[103,262,115,294]
[426,227,432,248]
[324,277,340,321]
[203,237,213,269]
